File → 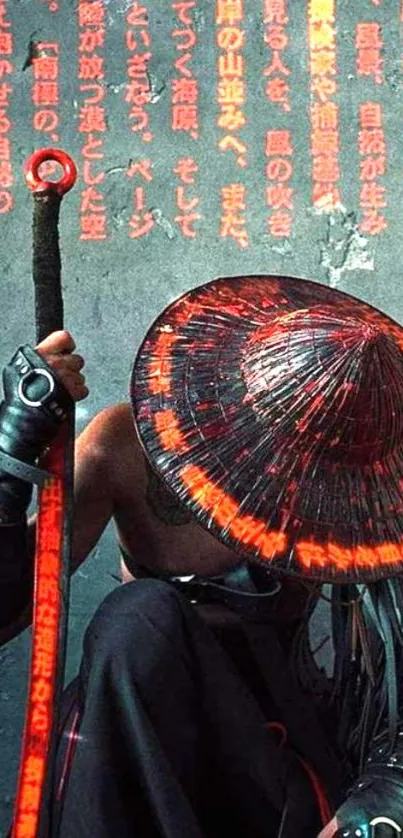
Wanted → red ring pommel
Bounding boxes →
[24,148,77,196]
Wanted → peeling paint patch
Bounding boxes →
[317,208,374,288]
[151,208,176,240]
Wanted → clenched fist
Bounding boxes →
[35,330,88,402]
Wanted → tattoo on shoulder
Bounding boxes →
[145,461,193,526]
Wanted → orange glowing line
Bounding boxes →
[154,409,190,452]
[297,539,403,572]
[148,331,178,396]
[180,464,287,558]
[12,471,64,838]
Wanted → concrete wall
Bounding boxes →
[0,0,400,831]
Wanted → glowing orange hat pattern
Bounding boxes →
[131,275,403,583]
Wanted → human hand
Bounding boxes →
[35,330,88,402]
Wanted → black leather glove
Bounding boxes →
[331,728,403,837]
[0,343,73,521]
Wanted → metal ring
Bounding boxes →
[24,148,77,195]
[17,368,55,407]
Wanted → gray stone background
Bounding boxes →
[0,0,401,832]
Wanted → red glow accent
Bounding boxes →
[12,438,65,838]
[154,409,190,452]
[180,464,287,558]
[148,331,178,395]
[24,148,77,195]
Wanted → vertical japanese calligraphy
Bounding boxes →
[308,0,342,211]
[77,0,107,241]
[171,0,199,140]
[174,157,201,237]
[0,0,13,215]
[216,0,249,248]
[125,2,153,143]
[263,1,294,239]
[127,158,155,239]
[32,42,60,149]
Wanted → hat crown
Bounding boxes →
[241,307,403,465]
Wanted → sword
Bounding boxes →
[11,148,77,838]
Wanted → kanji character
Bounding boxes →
[265,157,292,181]
[176,186,199,211]
[37,626,60,654]
[0,32,12,54]
[310,50,336,76]
[311,129,338,156]
[0,137,11,158]
[33,110,59,133]
[172,28,197,50]
[125,80,150,106]
[0,5,10,27]
[264,50,290,76]
[125,30,142,52]
[359,155,385,181]
[220,213,249,248]
[356,22,382,49]
[80,185,105,213]
[266,184,293,209]
[15,813,37,838]
[79,105,106,132]
[268,209,292,237]
[36,574,58,605]
[308,0,335,24]
[360,101,382,129]
[80,214,107,240]
[216,26,245,51]
[128,210,154,238]
[0,59,12,77]
[221,183,246,211]
[129,106,149,132]
[217,103,246,131]
[32,82,59,106]
[20,781,42,813]
[172,77,198,104]
[218,53,245,78]
[33,56,58,80]
[172,1,196,25]
[219,135,247,166]
[309,21,335,51]
[32,675,53,703]
[358,128,385,155]
[265,77,290,110]
[37,41,59,53]
[173,157,198,184]
[217,78,245,105]
[175,212,201,237]
[127,159,153,181]
[312,182,341,208]
[0,160,13,186]
[216,0,243,26]
[33,649,53,680]
[31,703,49,733]
[79,28,105,52]
[311,101,338,130]
[78,55,104,80]
[265,129,292,156]
[359,208,387,234]
[172,104,198,134]
[263,0,288,25]
[313,155,340,182]
[359,182,386,208]
[175,52,192,77]
[78,2,105,27]
[0,82,11,105]
[80,82,105,104]
[83,160,105,185]
[0,190,13,213]
[356,48,383,83]
[22,756,44,786]
[82,132,104,159]
[126,4,148,26]
[311,76,336,102]
[264,25,288,50]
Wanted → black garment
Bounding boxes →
[54,580,341,838]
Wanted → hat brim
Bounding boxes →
[131,275,403,584]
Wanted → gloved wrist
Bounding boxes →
[0,344,73,519]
